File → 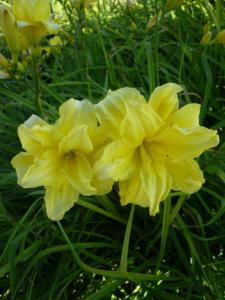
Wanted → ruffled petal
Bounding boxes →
[11,152,34,186]
[18,115,55,156]
[59,125,93,154]
[94,140,137,181]
[165,159,205,194]
[139,147,172,215]
[63,152,96,196]
[44,183,79,221]
[57,99,97,136]
[149,83,183,120]
[95,87,146,139]
[119,158,172,216]
[121,102,145,147]
[150,125,219,160]
[167,103,200,128]
[136,102,163,139]
[19,149,62,188]
[119,174,149,208]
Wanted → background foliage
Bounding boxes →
[0,0,225,299]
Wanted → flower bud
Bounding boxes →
[216,30,225,44]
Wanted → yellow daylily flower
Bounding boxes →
[11,99,112,221]
[0,3,28,55]
[12,0,59,45]
[95,84,219,216]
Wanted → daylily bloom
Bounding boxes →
[11,99,112,221]
[94,84,219,215]
[12,0,59,45]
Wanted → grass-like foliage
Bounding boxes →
[0,0,225,299]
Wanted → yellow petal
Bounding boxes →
[57,99,97,136]
[18,115,54,156]
[0,5,28,53]
[44,183,79,221]
[94,140,137,181]
[121,102,145,147]
[11,152,34,186]
[165,159,205,194]
[150,125,219,160]
[16,21,48,44]
[167,103,200,128]
[119,175,149,208]
[120,158,172,216]
[140,146,172,215]
[12,0,50,23]
[91,176,114,195]
[59,125,93,154]
[20,149,62,188]
[138,102,163,139]
[63,152,96,196]
[149,83,183,120]
[95,87,146,139]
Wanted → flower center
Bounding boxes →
[63,151,75,159]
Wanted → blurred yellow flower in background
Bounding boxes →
[200,31,212,46]
[12,0,59,45]
[0,3,28,56]
[94,84,219,216]
[216,29,225,44]
[11,99,112,221]
[167,0,184,11]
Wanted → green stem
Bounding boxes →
[203,0,220,31]
[215,0,222,29]
[31,45,42,115]
[120,205,135,275]
[57,221,181,282]
[156,196,171,271]
[32,58,42,115]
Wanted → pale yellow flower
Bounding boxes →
[94,84,219,215]
[12,0,59,45]
[11,99,112,220]
[0,3,28,54]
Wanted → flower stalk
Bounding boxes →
[120,204,135,275]
[32,47,42,115]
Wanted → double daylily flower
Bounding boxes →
[11,83,219,220]
[11,99,112,220]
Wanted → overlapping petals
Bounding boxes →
[0,0,59,50]
[12,83,220,220]
[11,99,113,221]
[94,83,219,215]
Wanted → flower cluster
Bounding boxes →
[11,83,219,220]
